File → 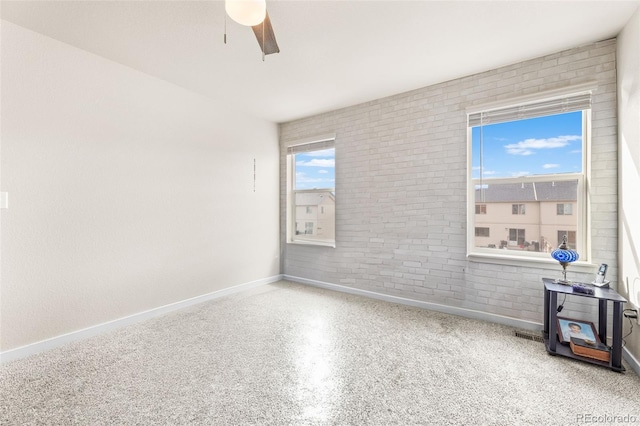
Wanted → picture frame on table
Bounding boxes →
[556,317,600,345]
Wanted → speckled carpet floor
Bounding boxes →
[1,280,639,425]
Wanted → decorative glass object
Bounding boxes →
[551,235,579,285]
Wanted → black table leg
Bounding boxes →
[549,291,558,352]
[599,299,608,343]
[611,301,623,370]
[544,287,550,336]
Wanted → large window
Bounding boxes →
[467,91,590,261]
[286,137,336,246]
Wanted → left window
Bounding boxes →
[286,137,336,247]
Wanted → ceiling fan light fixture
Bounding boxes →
[226,0,266,26]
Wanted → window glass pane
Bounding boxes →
[511,204,525,215]
[557,203,573,215]
[474,179,578,253]
[288,140,336,246]
[470,108,585,258]
[557,230,577,247]
[294,148,335,190]
[472,112,583,180]
[475,227,490,237]
[294,191,335,243]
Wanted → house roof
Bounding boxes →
[475,180,578,203]
[295,192,335,206]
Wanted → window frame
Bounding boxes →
[466,88,592,266]
[286,135,336,248]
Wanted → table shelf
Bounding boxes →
[542,278,627,372]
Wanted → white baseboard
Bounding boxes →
[285,275,640,375]
[0,274,283,364]
[283,274,541,332]
[623,347,640,377]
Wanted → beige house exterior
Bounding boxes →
[294,192,336,242]
[474,180,577,252]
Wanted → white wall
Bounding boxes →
[618,7,640,366]
[0,21,280,352]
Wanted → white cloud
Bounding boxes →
[542,164,560,169]
[295,172,335,185]
[318,170,328,174]
[296,159,335,167]
[511,171,531,177]
[504,135,581,156]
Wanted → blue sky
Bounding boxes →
[472,111,583,179]
[295,148,335,190]
[294,112,582,188]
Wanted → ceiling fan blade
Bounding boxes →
[251,11,280,55]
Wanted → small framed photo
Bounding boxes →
[557,317,600,345]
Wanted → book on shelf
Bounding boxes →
[570,337,611,362]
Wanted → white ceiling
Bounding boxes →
[2,0,639,123]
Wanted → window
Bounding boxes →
[509,229,526,246]
[475,227,490,237]
[286,136,336,246]
[557,231,577,247]
[557,203,573,215]
[467,90,590,261]
[512,204,526,215]
[305,222,314,235]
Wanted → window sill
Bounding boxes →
[288,240,336,248]
[467,252,597,273]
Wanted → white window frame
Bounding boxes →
[286,134,336,248]
[466,86,594,268]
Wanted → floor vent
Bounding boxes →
[514,330,544,343]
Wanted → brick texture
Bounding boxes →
[280,40,618,324]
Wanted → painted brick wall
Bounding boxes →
[280,40,618,324]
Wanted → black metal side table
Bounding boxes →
[542,278,627,372]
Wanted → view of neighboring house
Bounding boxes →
[474,180,577,252]
[295,192,336,242]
